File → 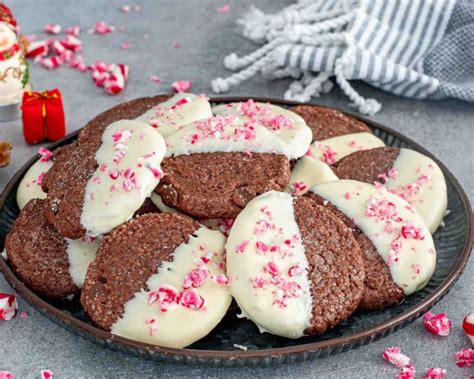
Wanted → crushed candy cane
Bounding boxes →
[94,21,114,35]
[172,80,192,93]
[41,370,53,379]
[148,284,180,312]
[38,147,54,162]
[382,347,411,368]
[44,24,61,35]
[421,368,446,379]
[217,4,231,13]
[0,293,18,321]
[182,267,209,289]
[149,75,161,84]
[455,348,474,367]
[0,372,14,379]
[180,288,204,309]
[462,312,474,345]
[423,311,451,336]
[397,364,416,379]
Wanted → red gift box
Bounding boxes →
[21,89,66,145]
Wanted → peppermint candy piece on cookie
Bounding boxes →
[81,213,231,348]
[213,99,312,159]
[309,180,436,310]
[333,147,448,233]
[226,191,365,338]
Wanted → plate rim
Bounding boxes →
[0,95,472,362]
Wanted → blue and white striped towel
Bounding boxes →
[211,0,474,115]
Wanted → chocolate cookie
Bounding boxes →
[309,180,437,311]
[81,213,231,349]
[226,191,365,338]
[333,147,448,233]
[43,113,167,239]
[5,199,98,299]
[155,115,292,219]
[290,105,371,142]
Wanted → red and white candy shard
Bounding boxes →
[455,348,474,367]
[171,80,192,93]
[135,93,213,138]
[382,347,411,368]
[225,191,312,338]
[423,311,451,336]
[287,156,339,195]
[463,312,474,345]
[0,293,18,321]
[421,367,446,379]
[212,100,312,159]
[382,149,448,234]
[0,371,14,379]
[41,370,52,379]
[397,364,416,379]
[164,115,290,159]
[81,120,166,237]
[310,180,436,295]
[111,226,231,348]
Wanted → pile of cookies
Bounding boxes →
[4,93,448,348]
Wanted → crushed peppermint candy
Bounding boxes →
[216,4,231,13]
[38,147,54,162]
[41,370,53,379]
[94,21,115,35]
[182,267,209,289]
[382,347,411,368]
[172,80,192,93]
[0,372,14,379]
[291,181,307,195]
[149,75,161,84]
[121,5,131,13]
[20,311,28,319]
[423,311,452,336]
[148,284,180,312]
[421,368,446,379]
[0,293,18,321]
[180,288,204,309]
[44,24,61,34]
[455,348,474,367]
[235,240,249,253]
[397,364,416,379]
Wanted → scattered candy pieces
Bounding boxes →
[397,364,416,379]
[121,5,131,13]
[65,26,81,36]
[455,348,474,367]
[0,293,18,321]
[94,21,114,35]
[463,313,474,345]
[382,347,411,368]
[216,4,231,13]
[0,371,14,379]
[121,42,132,50]
[171,42,181,49]
[44,24,61,35]
[25,40,49,58]
[20,311,28,319]
[421,368,446,379]
[41,370,52,379]
[423,311,452,336]
[90,61,129,94]
[172,80,192,93]
[149,75,161,84]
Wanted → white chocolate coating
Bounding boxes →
[16,159,53,210]
[0,23,28,104]
[226,191,312,338]
[81,120,166,237]
[150,192,179,213]
[385,148,447,234]
[309,132,385,164]
[111,226,232,348]
[287,156,338,195]
[66,238,100,288]
[311,180,436,295]
[213,101,312,159]
[136,93,212,138]
[165,115,290,158]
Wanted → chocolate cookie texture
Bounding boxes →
[226,191,365,338]
[333,147,448,233]
[5,199,98,299]
[81,213,231,349]
[213,99,312,159]
[43,119,166,238]
[155,115,291,219]
[136,93,213,137]
[310,180,436,302]
[290,105,371,142]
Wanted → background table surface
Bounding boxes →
[0,1,473,378]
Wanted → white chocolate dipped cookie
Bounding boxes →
[155,115,292,219]
[332,147,448,233]
[226,191,365,338]
[136,93,213,137]
[212,99,312,159]
[81,213,231,349]
[309,180,436,309]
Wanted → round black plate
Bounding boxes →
[0,96,472,367]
